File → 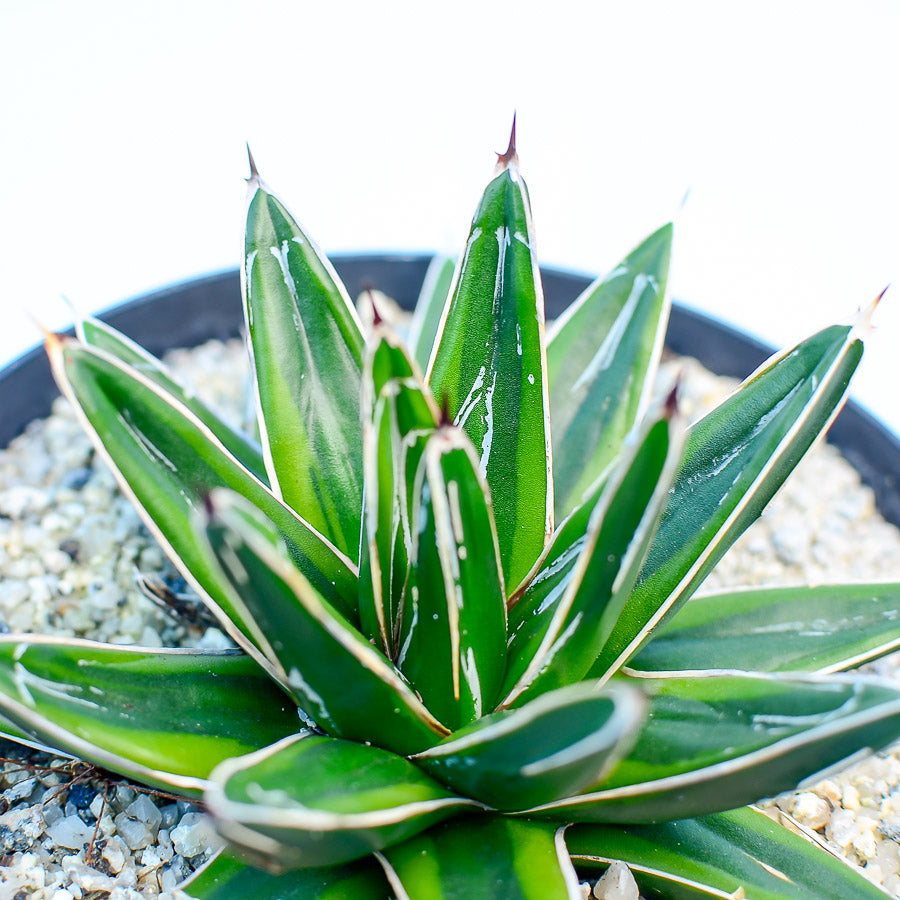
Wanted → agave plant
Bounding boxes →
[1,124,899,899]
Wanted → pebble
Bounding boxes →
[593,861,640,900]
[171,811,221,859]
[103,835,129,873]
[47,814,95,850]
[4,774,36,802]
[1,338,899,898]
[0,805,45,851]
[114,809,154,850]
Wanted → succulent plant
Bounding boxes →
[1,123,899,899]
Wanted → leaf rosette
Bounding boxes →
[1,122,897,899]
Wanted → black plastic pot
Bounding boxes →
[3,254,899,527]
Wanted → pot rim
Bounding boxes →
[3,253,899,527]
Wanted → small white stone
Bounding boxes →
[843,783,861,811]
[874,840,900,876]
[0,485,49,518]
[865,862,884,884]
[89,793,106,820]
[23,853,46,889]
[139,625,163,647]
[66,860,116,892]
[826,808,857,848]
[593,861,639,900]
[114,811,153,850]
[140,844,162,868]
[42,547,73,574]
[126,794,162,832]
[770,521,810,565]
[115,785,136,806]
[3,775,37,802]
[47,814,94,850]
[791,791,831,830]
[196,626,234,650]
[158,867,180,893]
[0,805,45,851]
[853,827,877,860]
[102,835,129,873]
[43,802,65,827]
[170,812,217,859]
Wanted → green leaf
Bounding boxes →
[567,806,889,899]
[359,328,438,654]
[427,158,552,589]
[0,714,61,752]
[503,407,681,705]
[77,316,267,482]
[504,472,609,648]
[629,582,900,674]
[411,681,644,810]
[47,338,358,648]
[0,637,299,796]
[205,732,478,869]
[244,176,365,557]
[379,815,581,900]
[203,491,446,755]
[530,672,900,823]
[547,224,672,518]
[409,255,456,372]
[589,323,864,678]
[181,852,391,900]
[397,427,507,731]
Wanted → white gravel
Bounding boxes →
[0,336,899,897]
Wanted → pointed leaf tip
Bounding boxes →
[664,380,680,420]
[365,286,384,326]
[855,285,889,336]
[496,113,518,169]
[201,491,217,521]
[31,314,64,352]
[245,143,260,183]
[438,392,453,426]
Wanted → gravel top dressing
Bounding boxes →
[1,337,899,899]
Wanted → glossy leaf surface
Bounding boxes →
[408,254,456,372]
[428,160,552,589]
[0,637,298,795]
[0,714,42,748]
[505,472,608,640]
[547,224,672,518]
[567,806,889,899]
[48,339,357,643]
[411,681,644,810]
[504,413,679,706]
[203,492,446,755]
[397,428,507,730]
[533,673,900,823]
[590,324,863,677]
[78,316,267,482]
[379,815,581,900]
[206,733,477,869]
[181,852,391,900]
[244,177,365,557]
[359,328,438,653]
[629,582,900,674]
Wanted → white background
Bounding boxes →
[2,1,898,433]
